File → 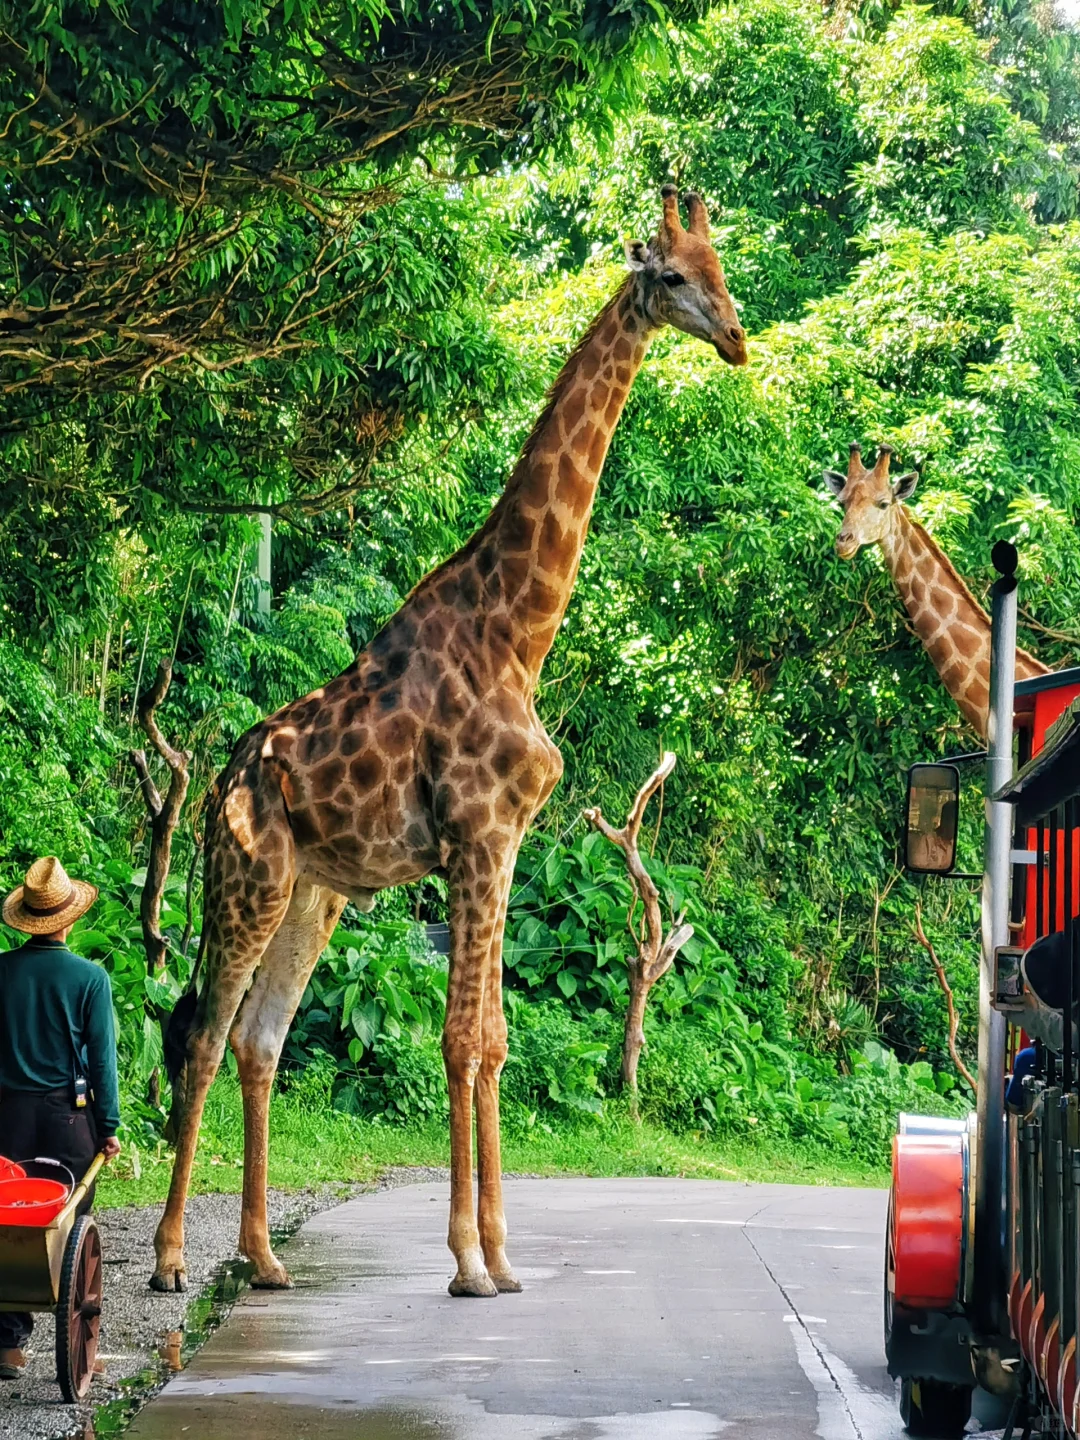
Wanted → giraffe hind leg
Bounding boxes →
[230,878,347,1287]
[151,822,294,1293]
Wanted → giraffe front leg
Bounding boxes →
[476,1046,519,1293]
[444,1036,495,1297]
[476,887,520,1293]
[443,858,498,1298]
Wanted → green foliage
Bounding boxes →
[0,642,122,870]
[575,0,863,329]
[853,7,1074,231]
[806,1041,966,1169]
[284,920,448,1118]
[15,0,1080,1182]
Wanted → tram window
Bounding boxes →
[905,763,960,874]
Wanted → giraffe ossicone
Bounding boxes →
[150,186,746,1300]
[825,441,1047,738]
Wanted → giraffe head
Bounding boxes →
[824,443,919,559]
[624,185,748,366]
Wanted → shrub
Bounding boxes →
[805,1042,967,1169]
[502,996,614,1124]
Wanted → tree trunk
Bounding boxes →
[621,974,650,1118]
[97,616,112,714]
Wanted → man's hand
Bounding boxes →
[101,1136,121,1160]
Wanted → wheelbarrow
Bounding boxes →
[0,1152,108,1402]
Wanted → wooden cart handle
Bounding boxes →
[68,1152,108,1213]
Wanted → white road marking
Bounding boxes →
[656,1219,850,1232]
[656,1219,746,1225]
[788,1321,899,1439]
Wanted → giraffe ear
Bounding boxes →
[624,239,652,272]
[823,470,847,497]
[892,471,918,501]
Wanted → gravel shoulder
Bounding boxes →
[0,1166,449,1440]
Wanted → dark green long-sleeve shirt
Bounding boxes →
[0,937,121,1135]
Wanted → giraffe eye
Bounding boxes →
[661,271,686,288]
[876,498,891,509]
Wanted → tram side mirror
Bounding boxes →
[905,763,960,874]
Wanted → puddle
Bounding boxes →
[116,1397,734,1440]
[70,1235,281,1439]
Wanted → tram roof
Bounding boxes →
[997,694,1080,822]
[1014,664,1080,720]
[1015,666,1080,698]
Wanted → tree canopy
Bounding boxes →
[5,0,1080,1161]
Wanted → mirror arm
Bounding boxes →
[941,749,988,765]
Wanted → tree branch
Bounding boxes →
[912,899,977,1096]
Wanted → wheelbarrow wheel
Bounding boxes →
[56,1215,103,1402]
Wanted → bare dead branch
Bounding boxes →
[1019,607,1080,649]
[584,753,694,1110]
[912,899,977,1096]
[129,747,163,818]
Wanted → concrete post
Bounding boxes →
[257,509,272,614]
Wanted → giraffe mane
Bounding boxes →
[897,506,991,624]
[897,506,1044,671]
[513,283,628,472]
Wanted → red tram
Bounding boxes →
[885,543,1080,1437]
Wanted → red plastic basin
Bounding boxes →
[0,1157,26,1183]
[0,1177,69,1226]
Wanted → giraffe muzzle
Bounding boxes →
[835,534,859,560]
[712,325,748,367]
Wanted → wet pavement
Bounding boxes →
[121,1177,953,1440]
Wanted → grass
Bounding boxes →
[96,1075,889,1209]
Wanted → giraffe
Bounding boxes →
[152,186,747,1299]
[824,442,1048,737]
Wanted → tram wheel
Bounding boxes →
[899,1377,972,1439]
[56,1215,103,1403]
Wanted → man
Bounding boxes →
[1020,927,1077,1057]
[0,857,121,1381]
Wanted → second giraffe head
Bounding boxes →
[624,185,748,366]
[824,443,919,559]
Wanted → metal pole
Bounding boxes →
[257,509,272,614]
[973,541,1019,1334]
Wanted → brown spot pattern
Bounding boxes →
[156,196,744,1303]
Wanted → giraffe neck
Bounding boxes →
[479,277,657,676]
[879,506,1047,736]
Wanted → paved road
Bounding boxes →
[123,1177,978,1440]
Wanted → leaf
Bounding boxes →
[351,1001,381,1048]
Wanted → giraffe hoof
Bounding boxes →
[490,1271,523,1294]
[448,1272,499,1298]
[149,1268,187,1294]
[250,1264,293,1290]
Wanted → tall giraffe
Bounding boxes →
[153,187,747,1299]
[824,442,1047,737]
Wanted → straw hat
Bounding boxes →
[2,857,98,936]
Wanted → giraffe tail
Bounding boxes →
[161,925,207,1140]
[163,984,200,1091]
[162,782,221,1133]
